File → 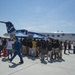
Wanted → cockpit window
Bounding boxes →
[52,35,54,37]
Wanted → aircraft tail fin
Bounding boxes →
[5,21,16,33]
[0,21,16,33]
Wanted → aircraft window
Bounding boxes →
[57,35,60,37]
[62,33,65,36]
[72,34,75,36]
[47,35,49,36]
[52,35,54,37]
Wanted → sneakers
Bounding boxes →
[19,62,24,64]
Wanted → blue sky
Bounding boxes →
[0,0,75,36]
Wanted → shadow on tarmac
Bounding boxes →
[27,55,38,61]
[40,60,47,64]
[48,58,65,63]
[2,58,8,62]
[9,62,21,68]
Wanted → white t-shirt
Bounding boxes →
[11,41,14,44]
[0,39,2,45]
[6,41,13,50]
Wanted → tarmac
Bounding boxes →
[0,50,75,75]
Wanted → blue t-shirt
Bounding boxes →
[14,40,22,52]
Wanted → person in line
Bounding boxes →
[59,41,63,59]
[6,38,14,59]
[73,41,75,54]
[22,38,27,56]
[64,40,67,54]
[26,39,29,56]
[68,41,71,53]
[9,38,24,64]
[51,39,55,59]
[36,39,41,57]
[40,40,46,61]
[28,38,33,56]
[3,38,7,57]
[47,40,52,61]
[54,39,60,59]
[21,38,25,56]
[0,37,2,57]
[32,38,37,57]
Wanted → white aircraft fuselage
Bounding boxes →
[0,21,75,42]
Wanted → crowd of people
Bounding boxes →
[0,37,75,64]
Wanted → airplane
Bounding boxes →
[41,32,75,42]
[0,21,44,38]
[0,21,75,42]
